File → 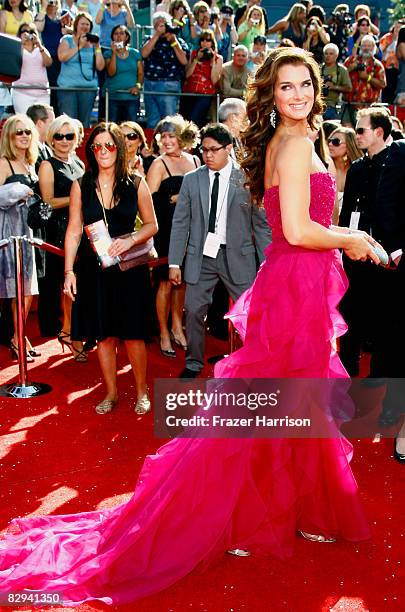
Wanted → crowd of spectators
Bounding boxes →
[0,2,404,127]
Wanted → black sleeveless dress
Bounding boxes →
[152,157,198,281]
[71,173,152,342]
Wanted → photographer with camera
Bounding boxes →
[57,12,105,127]
[141,12,189,129]
[321,43,352,120]
[217,5,237,62]
[34,1,73,115]
[190,1,222,50]
[327,4,353,60]
[237,5,265,52]
[343,35,386,126]
[11,23,52,113]
[303,15,329,64]
[95,0,134,49]
[182,30,222,127]
[246,34,267,75]
[104,24,143,122]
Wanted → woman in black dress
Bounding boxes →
[146,115,200,358]
[38,115,85,360]
[64,123,157,415]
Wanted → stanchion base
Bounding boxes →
[0,382,52,398]
[207,354,229,365]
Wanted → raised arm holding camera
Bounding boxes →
[95,0,134,50]
[141,12,189,128]
[104,24,143,122]
[57,11,105,126]
[182,30,222,127]
[12,23,52,114]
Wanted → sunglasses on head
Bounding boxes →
[91,142,117,153]
[15,129,32,136]
[124,132,140,141]
[21,29,35,34]
[355,126,373,135]
[53,132,75,141]
[328,137,343,146]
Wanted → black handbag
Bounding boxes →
[27,195,53,231]
[0,33,22,84]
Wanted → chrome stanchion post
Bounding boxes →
[105,87,109,123]
[14,236,28,386]
[0,235,52,398]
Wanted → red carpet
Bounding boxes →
[0,316,404,612]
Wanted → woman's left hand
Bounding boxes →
[129,86,140,95]
[108,236,134,257]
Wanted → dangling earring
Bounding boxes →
[270,106,277,128]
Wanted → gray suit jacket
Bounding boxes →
[168,161,271,285]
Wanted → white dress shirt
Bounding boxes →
[208,158,233,245]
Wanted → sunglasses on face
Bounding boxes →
[53,132,76,141]
[124,132,140,141]
[15,129,32,136]
[328,137,344,146]
[355,127,373,135]
[91,142,117,153]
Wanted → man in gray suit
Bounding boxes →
[168,123,271,378]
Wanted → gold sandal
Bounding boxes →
[135,388,151,415]
[95,398,118,414]
[299,531,336,543]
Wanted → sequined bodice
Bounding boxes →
[264,172,336,239]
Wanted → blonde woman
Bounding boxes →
[119,121,147,175]
[327,126,363,208]
[38,115,86,361]
[237,5,265,51]
[0,114,39,361]
[146,115,200,357]
[267,2,306,47]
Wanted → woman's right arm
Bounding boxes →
[146,159,163,194]
[34,2,47,33]
[276,138,380,263]
[64,180,83,301]
[39,161,70,209]
[267,18,286,35]
[58,36,79,62]
[0,11,6,33]
[397,42,405,61]
[185,51,200,78]
[105,46,117,76]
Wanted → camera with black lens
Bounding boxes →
[321,75,332,96]
[85,33,100,44]
[200,48,213,61]
[356,62,366,71]
[165,23,180,35]
[115,41,124,49]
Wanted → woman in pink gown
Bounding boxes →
[0,48,380,606]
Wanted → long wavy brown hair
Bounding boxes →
[241,48,324,207]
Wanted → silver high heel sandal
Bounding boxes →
[299,530,336,543]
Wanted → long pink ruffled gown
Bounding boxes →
[0,172,370,606]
